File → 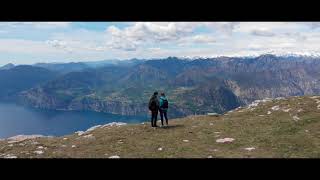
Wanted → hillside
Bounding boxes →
[33,62,90,74]
[1,95,319,158]
[0,65,58,101]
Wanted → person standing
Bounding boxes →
[159,92,169,127]
[148,91,160,127]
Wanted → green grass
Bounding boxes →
[0,96,319,158]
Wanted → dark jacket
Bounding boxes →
[148,95,159,111]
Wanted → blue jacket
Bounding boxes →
[159,96,168,111]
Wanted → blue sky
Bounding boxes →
[1,22,320,66]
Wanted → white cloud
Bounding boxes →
[203,22,240,35]
[234,22,312,36]
[0,39,62,54]
[305,22,320,29]
[251,29,275,37]
[284,32,307,41]
[105,22,235,51]
[178,34,216,46]
[0,22,71,29]
[190,35,216,43]
[46,39,67,48]
[235,22,285,33]
[148,47,161,51]
[46,39,73,53]
[105,22,201,51]
[247,43,265,51]
[107,41,137,51]
[45,28,113,53]
[88,46,108,52]
[26,22,71,28]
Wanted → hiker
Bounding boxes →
[148,91,160,127]
[159,92,169,126]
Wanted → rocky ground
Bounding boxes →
[0,96,319,158]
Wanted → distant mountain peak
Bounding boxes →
[0,63,15,70]
[259,51,320,58]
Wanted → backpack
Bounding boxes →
[149,97,157,111]
[161,98,168,109]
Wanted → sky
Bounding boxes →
[1,22,320,66]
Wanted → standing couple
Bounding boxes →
[148,91,169,127]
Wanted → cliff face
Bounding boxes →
[18,88,70,109]
[225,68,320,104]
[19,92,190,117]
[68,97,148,116]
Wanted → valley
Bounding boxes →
[1,54,318,118]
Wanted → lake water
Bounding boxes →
[0,103,148,139]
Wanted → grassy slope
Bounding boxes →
[0,96,319,158]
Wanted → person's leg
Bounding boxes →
[164,111,168,125]
[154,110,158,127]
[151,111,154,127]
[160,109,164,126]
[153,111,157,127]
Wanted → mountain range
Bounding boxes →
[1,54,320,118]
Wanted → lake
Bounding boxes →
[0,103,148,139]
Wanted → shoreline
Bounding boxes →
[3,121,129,142]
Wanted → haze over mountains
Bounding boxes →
[1,54,320,118]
